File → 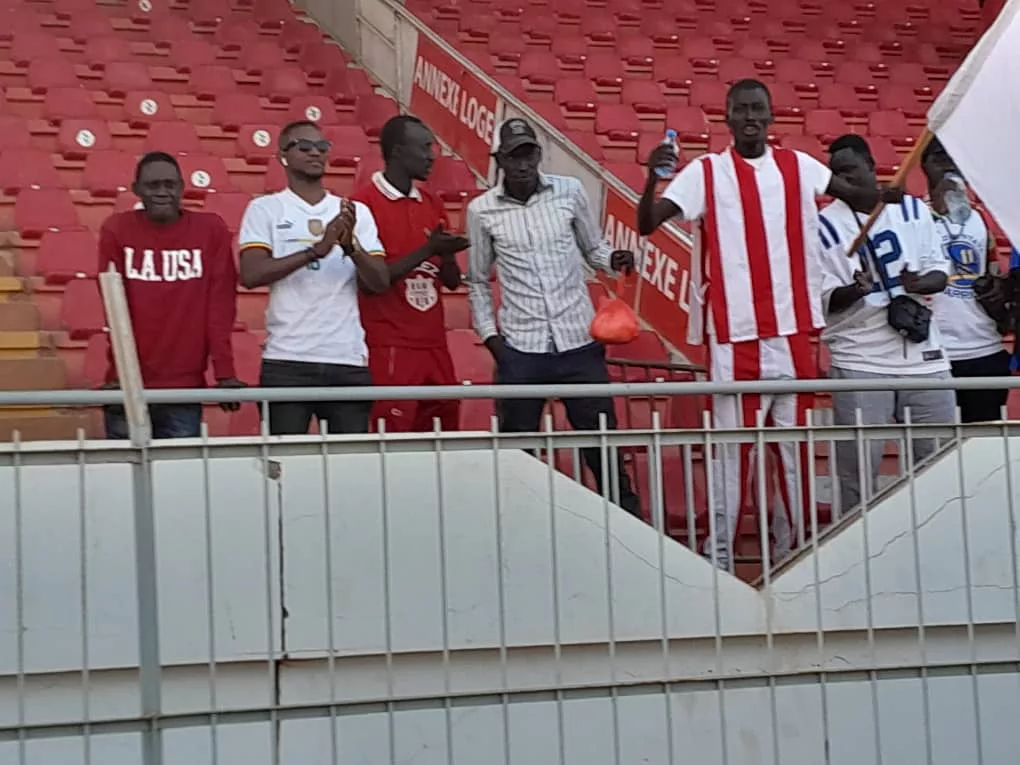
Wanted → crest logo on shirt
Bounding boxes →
[308,219,324,237]
[405,274,438,312]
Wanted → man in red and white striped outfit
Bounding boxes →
[637,79,900,571]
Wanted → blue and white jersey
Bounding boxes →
[818,195,951,375]
[931,208,1004,362]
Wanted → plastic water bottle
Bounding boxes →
[654,129,679,178]
[944,172,972,224]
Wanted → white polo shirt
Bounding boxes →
[239,188,385,367]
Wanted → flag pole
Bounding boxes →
[846,127,935,258]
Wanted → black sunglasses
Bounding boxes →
[282,138,332,153]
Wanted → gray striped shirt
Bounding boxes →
[466,174,614,353]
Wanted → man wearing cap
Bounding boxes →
[465,118,642,516]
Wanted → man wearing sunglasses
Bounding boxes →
[239,121,390,435]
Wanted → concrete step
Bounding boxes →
[0,276,24,301]
[0,410,98,441]
[0,301,40,332]
[0,356,66,390]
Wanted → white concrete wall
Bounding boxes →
[0,434,1017,763]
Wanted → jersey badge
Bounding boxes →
[405,274,438,312]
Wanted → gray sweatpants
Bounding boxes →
[829,366,956,517]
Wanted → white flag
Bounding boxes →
[928,0,1020,249]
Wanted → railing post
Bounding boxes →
[99,269,162,765]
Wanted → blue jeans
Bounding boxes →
[496,342,641,516]
[104,404,203,440]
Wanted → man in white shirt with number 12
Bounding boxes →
[818,135,955,517]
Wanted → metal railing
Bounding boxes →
[1,377,1019,763]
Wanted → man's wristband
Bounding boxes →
[341,243,355,257]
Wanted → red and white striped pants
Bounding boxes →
[704,333,817,570]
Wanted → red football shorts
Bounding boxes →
[368,346,460,432]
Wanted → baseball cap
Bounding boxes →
[494,118,540,155]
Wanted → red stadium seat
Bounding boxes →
[144,121,203,154]
[665,106,710,143]
[621,80,668,116]
[877,84,925,115]
[15,188,81,238]
[354,95,399,137]
[595,104,640,139]
[82,332,109,388]
[261,66,309,101]
[869,136,902,174]
[238,40,287,75]
[688,82,728,115]
[447,330,493,384]
[868,110,913,144]
[27,58,80,92]
[780,134,826,160]
[37,229,99,284]
[178,155,232,196]
[103,62,153,97]
[252,0,294,29]
[202,192,253,234]
[82,151,136,196]
[66,11,114,41]
[321,125,373,166]
[237,124,281,163]
[43,87,99,120]
[0,116,33,150]
[566,130,606,161]
[653,55,696,91]
[0,149,61,194]
[322,66,374,102]
[263,160,287,192]
[618,36,655,71]
[805,109,849,140]
[215,19,263,50]
[57,120,113,159]
[520,51,560,86]
[352,155,384,192]
[82,36,134,68]
[605,162,647,192]
[188,65,239,99]
[423,156,477,202]
[287,95,342,126]
[554,78,598,114]
[168,38,219,73]
[145,14,195,46]
[124,91,177,127]
[212,93,267,131]
[300,42,351,79]
[585,51,626,91]
[278,18,323,53]
[61,278,106,340]
[817,83,865,113]
[10,33,59,68]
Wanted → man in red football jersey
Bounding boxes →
[98,152,244,439]
[353,116,470,432]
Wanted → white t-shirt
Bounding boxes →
[238,189,385,366]
[661,147,832,345]
[930,209,1004,362]
[818,196,951,375]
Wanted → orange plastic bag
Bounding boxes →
[590,277,640,345]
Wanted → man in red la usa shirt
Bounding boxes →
[353,116,470,431]
[98,152,244,439]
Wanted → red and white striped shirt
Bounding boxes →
[663,147,832,345]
